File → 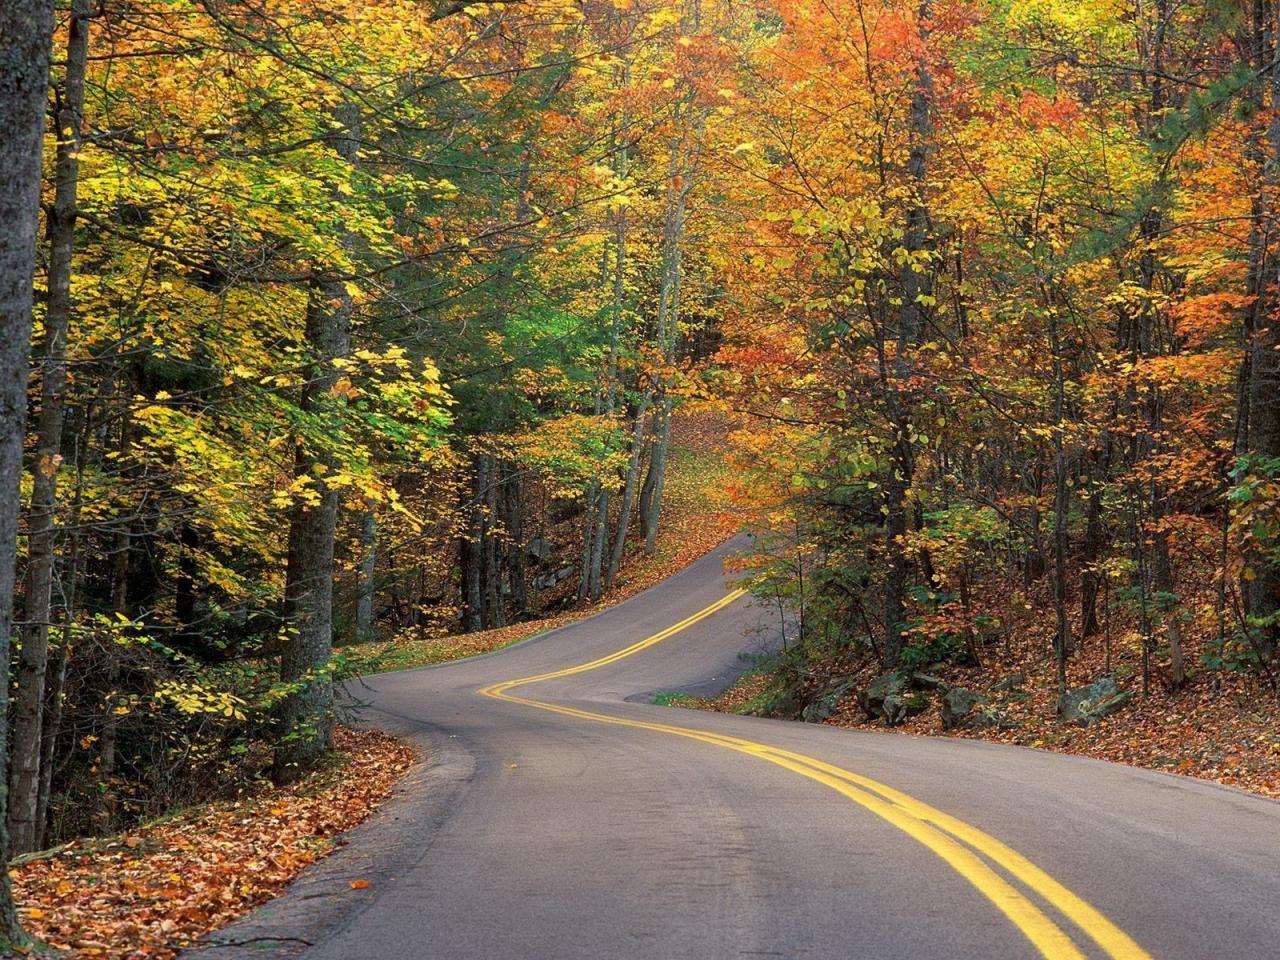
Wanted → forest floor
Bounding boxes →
[17,727,413,958]
[664,624,1280,801]
[345,409,743,674]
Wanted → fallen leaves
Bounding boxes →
[20,728,413,959]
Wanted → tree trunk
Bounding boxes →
[1247,39,1280,652]
[503,462,527,619]
[461,453,487,631]
[594,87,630,598]
[1245,300,1280,655]
[882,0,933,669]
[276,285,350,776]
[483,457,504,629]
[640,394,672,556]
[1239,0,1280,657]
[0,0,52,944]
[577,481,598,602]
[605,396,650,590]
[37,423,86,849]
[355,509,377,642]
[881,453,911,668]
[99,409,134,828]
[276,104,359,776]
[1079,455,1106,640]
[587,486,609,601]
[1153,529,1185,689]
[638,105,698,560]
[1049,304,1073,707]
[9,0,89,856]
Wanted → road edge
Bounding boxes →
[180,723,475,958]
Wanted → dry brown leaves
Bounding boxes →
[19,728,413,959]
[683,673,771,714]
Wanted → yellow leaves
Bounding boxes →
[508,414,630,501]
[153,680,248,721]
[275,474,323,510]
[648,6,680,27]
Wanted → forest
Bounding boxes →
[0,0,1278,954]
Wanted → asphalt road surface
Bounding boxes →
[198,536,1280,960]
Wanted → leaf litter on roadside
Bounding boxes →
[19,728,413,959]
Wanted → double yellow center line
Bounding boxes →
[480,589,1151,960]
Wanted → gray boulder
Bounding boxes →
[992,672,1026,692]
[881,690,929,725]
[525,537,554,561]
[802,681,856,723]
[1059,676,1134,724]
[940,687,990,730]
[857,672,906,720]
[911,672,950,692]
[532,565,575,590]
[857,672,933,725]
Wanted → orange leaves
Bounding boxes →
[18,728,413,959]
[1016,91,1081,130]
[1172,292,1253,348]
[330,376,360,400]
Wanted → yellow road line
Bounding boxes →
[483,589,748,695]
[479,590,1151,960]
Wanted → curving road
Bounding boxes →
[198,537,1280,959]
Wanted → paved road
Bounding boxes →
[200,537,1280,959]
